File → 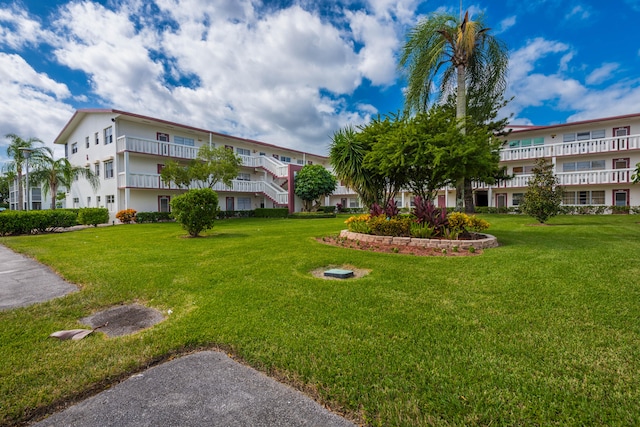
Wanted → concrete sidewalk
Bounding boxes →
[0,244,77,310]
[0,244,355,426]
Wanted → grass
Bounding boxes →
[1,215,639,426]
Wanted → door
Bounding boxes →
[613,158,630,182]
[158,196,170,212]
[613,126,630,150]
[226,197,234,211]
[496,193,507,209]
[613,190,629,207]
[437,194,446,208]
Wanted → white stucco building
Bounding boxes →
[54,109,640,218]
[53,109,331,218]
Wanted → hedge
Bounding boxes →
[77,208,109,227]
[0,210,78,236]
[254,208,288,218]
[217,210,256,219]
[136,212,174,223]
[288,212,337,219]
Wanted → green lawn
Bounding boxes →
[1,215,639,426]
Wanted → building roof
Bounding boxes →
[53,109,328,159]
[508,112,640,135]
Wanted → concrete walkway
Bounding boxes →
[0,244,355,426]
[0,244,77,310]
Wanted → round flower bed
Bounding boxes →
[339,229,498,251]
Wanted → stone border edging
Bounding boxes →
[338,230,498,250]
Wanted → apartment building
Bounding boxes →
[481,113,640,209]
[54,110,640,218]
[53,109,330,219]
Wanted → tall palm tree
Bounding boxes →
[29,147,100,209]
[399,10,508,212]
[5,134,46,210]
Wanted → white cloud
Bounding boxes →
[496,16,516,34]
[0,4,53,49]
[0,53,72,165]
[565,5,590,20]
[585,63,620,85]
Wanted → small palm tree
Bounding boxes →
[29,147,100,209]
[399,11,508,212]
[5,134,46,210]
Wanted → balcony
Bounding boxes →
[477,168,634,189]
[118,173,288,205]
[116,136,290,177]
[500,134,640,162]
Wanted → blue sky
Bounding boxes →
[1,0,639,165]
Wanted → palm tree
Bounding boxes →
[399,10,508,212]
[5,134,46,210]
[29,147,100,209]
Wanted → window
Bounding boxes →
[85,136,90,148]
[236,147,251,156]
[104,126,113,144]
[237,197,252,210]
[94,163,100,176]
[562,160,605,172]
[280,156,291,163]
[87,197,91,206]
[512,193,524,206]
[520,139,532,147]
[307,160,313,165]
[159,196,170,212]
[272,154,279,160]
[564,129,605,142]
[106,195,115,204]
[259,152,266,156]
[174,136,194,146]
[508,140,520,148]
[104,160,114,179]
[562,190,605,205]
[297,159,304,165]
[225,145,233,150]
[237,172,251,181]
[96,196,101,207]
[512,165,534,175]
[73,197,79,208]
[157,132,170,142]
[71,142,78,154]
[349,198,359,208]
[95,132,100,145]
[533,137,545,145]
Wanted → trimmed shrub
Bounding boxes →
[217,210,256,219]
[254,208,288,218]
[288,212,336,219]
[136,212,174,223]
[78,208,109,227]
[0,210,79,235]
[116,209,137,224]
[170,188,219,237]
[367,215,412,237]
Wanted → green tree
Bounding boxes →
[29,147,100,209]
[4,134,47,210]
[0,173,10,205]
[160,145,242,190]
[330,125,389,208]
[170,188,219,237]
[520,158,564,224]
[294,164,337,212]
[632,162,640,183]
[399,10,509,212]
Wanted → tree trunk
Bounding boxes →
[463,177,475,213]
[455,64,466,212]
[17,170,23,211]
[50,182,57,210]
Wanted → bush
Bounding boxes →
[217,210,255,219]
[0,210,79,236]
[345,214,371,233]
[170,188,219,237]
[254,208,288,218]
[78,208,109,227]
[288,212,336,219]
[320,206,336,214]
[116,209,137,224]
[367,215,412,237]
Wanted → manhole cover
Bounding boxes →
[324,269,354,279]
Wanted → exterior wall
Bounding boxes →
[54,110,330,220]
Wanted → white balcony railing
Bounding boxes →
[475,168,634,189]
[118,173,288,205]
[117,136,290,176]
[500,134,640,162]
